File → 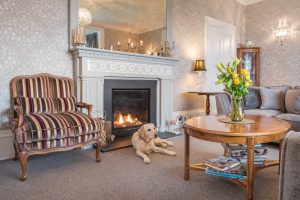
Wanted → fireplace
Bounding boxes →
[104,79,157,138]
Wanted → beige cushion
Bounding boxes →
[285,90,300,114]
[244,109,282,117]
[260,87,286,110]
[275,113,300,122]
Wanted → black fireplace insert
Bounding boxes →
[104,79,157,138]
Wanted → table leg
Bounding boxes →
[246,137,255,200]
[205,94,210,115]
[278,139,284,175]
[184,127,190,180]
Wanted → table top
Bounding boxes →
[184,115,291,137]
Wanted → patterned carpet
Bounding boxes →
[0,136,280,200]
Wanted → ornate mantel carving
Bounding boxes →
[70,47,179,132]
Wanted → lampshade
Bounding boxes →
[194,60,206,72]
[79,8,92,27]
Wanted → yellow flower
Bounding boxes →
[232,72,238,78]
[227,67,232,73]
[233,78,240,85]
[241,69,249,77]
[245,81,251,87]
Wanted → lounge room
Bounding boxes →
[0,0,299,200]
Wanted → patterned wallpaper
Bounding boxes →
[245,0,300,87]
[172,0,245,111]
[0,0,72,130]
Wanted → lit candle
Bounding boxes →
[140,40,143,47]
[128,38,131,44]
[130,43,134,48]
[117,41,120,46]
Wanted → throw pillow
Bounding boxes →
[266,86,290,111]
[285,90,300,114]
[260,87,285,110]
[244,87,261,109]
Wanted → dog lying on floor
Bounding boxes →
[131,123,176,164]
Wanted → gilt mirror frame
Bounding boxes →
[68,0,173,51]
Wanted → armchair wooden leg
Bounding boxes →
[19,152,29,181]
[96,141,101,163]
[13,143,18,161]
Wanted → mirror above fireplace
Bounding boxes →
[69,0,173,56]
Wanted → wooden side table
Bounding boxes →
[184,115,291,200]
[188,91,225,115]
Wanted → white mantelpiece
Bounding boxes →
[71,47,178,132]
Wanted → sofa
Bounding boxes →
[11,74,107,181]
[279,131,300,200]
[215,85,300,131]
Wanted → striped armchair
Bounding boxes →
[10,74,106,181]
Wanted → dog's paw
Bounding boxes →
[167,142,174,147]
[144,158,151,164]
[169,151,176,156]
[161,143,168,148]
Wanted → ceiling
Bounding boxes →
[80,0,166,34]
[235,0,266,6]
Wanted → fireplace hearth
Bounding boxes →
[104,79,157,138]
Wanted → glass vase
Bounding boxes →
[230,96,244,121]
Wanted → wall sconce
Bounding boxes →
[274,19,290,45]
[193,59,206,91]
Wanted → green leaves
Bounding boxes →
[215,57,249,98]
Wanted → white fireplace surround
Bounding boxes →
[71,47,179,132]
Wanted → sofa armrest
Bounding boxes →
[215,93,231,114]
[14,105,24,128]
[77,102,93,117]
[279,131,300,200]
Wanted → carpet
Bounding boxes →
[0,136,280,200]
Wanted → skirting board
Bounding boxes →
[0,130,14,161]
[0,109,204,161]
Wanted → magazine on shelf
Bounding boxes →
[204,156,241,171]
[205,166,246,180]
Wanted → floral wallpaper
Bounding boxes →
[245,0,300,87]
[0,0,72,130]
[172,0,245,111]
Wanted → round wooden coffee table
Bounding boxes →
[183,115,291,200]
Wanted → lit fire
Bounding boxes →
[114,113,142,128]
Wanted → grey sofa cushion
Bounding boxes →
[260,87,286,110]
[244,109,281,117]
[285,90,300,114]
[275,113,300,122]
[244,87,261,109]
[279,131,300,200]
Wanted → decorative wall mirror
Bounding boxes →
[69,0,174,57]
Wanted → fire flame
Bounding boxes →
[115,113,142,128]
[126,114,133,123]
[118,113,124,124]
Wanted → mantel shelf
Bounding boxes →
[70,47,179,66]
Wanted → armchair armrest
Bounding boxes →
[77,102,93,117]
[14,105,24,128]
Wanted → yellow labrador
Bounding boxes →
[131,123,176,164]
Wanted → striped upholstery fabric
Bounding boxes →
[15,76,73,98]
[16,113,104,150]
[19,96,77,114]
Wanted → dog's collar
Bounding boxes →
[138,134,151,143]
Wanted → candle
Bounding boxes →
[140,40,143,47]
[128,38,131,44]
[117,41,120,46]
[130,43,134,48]
[110,45,113,50]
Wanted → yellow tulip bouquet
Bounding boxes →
[215,58,252,121]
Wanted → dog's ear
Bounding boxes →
[138,125,151,143]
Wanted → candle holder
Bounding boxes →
[73,26,86,47]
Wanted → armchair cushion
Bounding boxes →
[19,96,77,114]
[16,112,102,145]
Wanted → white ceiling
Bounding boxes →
[80,0,166,34]
[235,0,266,6]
